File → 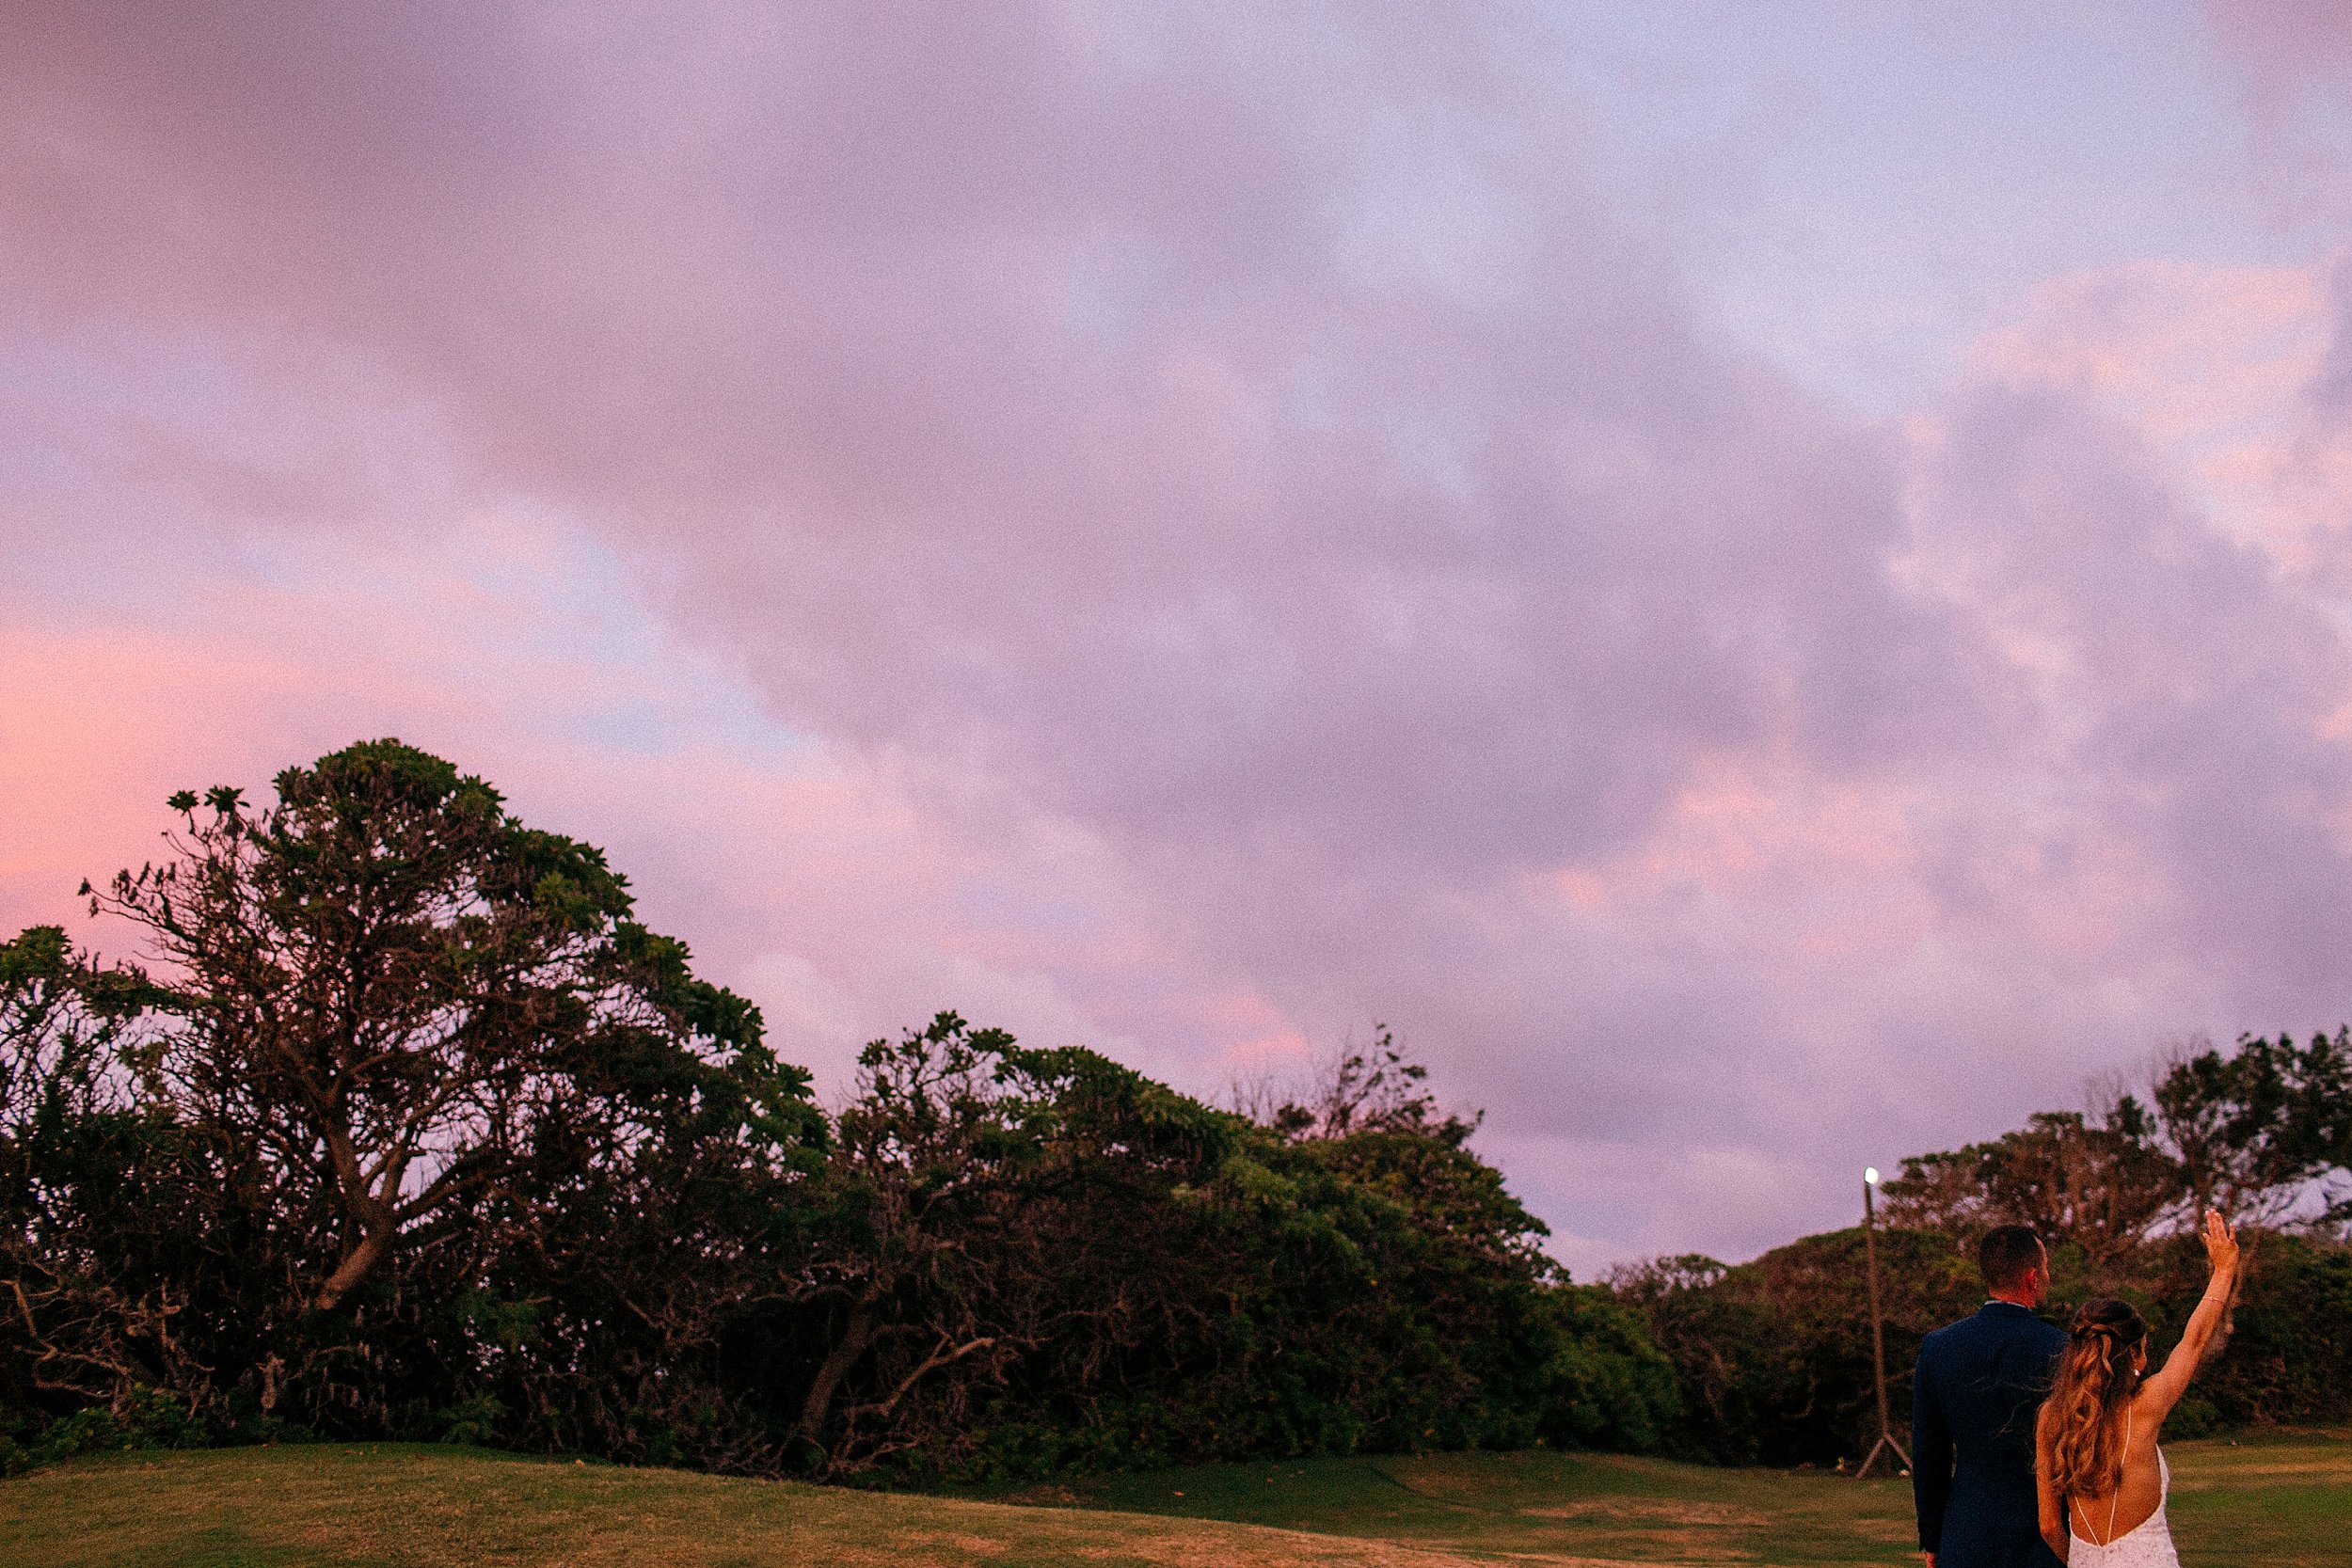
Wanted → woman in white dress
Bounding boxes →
[2034,1211,2241,1567]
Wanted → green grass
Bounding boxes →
[981,1447,1922,1563]
[982,1429,2352,1566]
[0,1444,1440,1568]
[4,1432,2346,1567]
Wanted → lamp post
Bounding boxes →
[1855,1166,1912,1481]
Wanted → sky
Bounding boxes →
[8,1,2352,1275]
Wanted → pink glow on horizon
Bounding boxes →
[12,2,2352,1263]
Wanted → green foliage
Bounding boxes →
[1882,1111,2179,1265]
[2151,1229,2352,1428]
[2147,1031,2352,1224]
[1618,1221,2352,1466]
[1612,1229,1980,1465]
[1531,1282,1678,1452]
[1883,1033,2352,1254]
[4,740,823,1471]
[3,739,1669,1484]
[784,1013,1672,1483]
[1620,1030,2352,1466]
[434,1393,510,1448]
[0,1383,209,1476]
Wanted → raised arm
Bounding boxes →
[2137,1210,2239,1421]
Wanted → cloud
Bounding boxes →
[2208,0,2352,79]
[0,507,1167,1101]
[10,3,2352,1261]
[2201,1,2352,231]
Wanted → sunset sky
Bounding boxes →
[9,1,2352,1274]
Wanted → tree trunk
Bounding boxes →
[313,1225,392,1311]
[795,1299,873,1448]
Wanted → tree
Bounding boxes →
[1237,1025,1462,1143]
[1878,1032,2352,1266]
[2137,1033,2352,1227]
[87,740,820,1313]
[1614,1031,2352,1465]
[8,737,1676,1479]
[786,1015,1673,1481]
[0,927,218,1440]
[791,1012,1248,1478]
[1,740,828,1460]
[1880,1110,2179,1266]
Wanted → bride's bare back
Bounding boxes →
[2035,1211,2239,1562]
[2066,1400,2164,1544]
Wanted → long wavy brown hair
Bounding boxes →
[2038,1298,2149,1500]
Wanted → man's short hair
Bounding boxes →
[1979,1224,2044,1291]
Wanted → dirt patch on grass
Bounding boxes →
[1521,1500,1767,1527]
[2171,1452,2352,1488]
[1034,1520,1502,1567]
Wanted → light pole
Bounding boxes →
[1855,1166,1912,1481]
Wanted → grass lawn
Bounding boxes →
[3,1431,2345,1567]
[986,1428,2352,1566]
[0,1443,1458,1568]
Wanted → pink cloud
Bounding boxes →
[0,514,1196,1098]
[2208,0,2352,76]
[11,2,2352,1263]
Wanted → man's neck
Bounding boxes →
[1986,1291,2037,1308]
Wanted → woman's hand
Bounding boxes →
[2201,1209,2239,1276]
[2144,1209,2244,1414]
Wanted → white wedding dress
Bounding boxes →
[2069,1414,2179,1568]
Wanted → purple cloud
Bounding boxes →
[9,2,2352,1267]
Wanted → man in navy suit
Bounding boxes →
[1911,1225,2068,1568]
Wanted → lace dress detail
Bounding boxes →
[2070,1413,2179,1568]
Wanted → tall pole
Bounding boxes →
[1864,1175,1893,1450]
[1855,1167,1912,1480]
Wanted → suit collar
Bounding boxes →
[1979,1299,2037,1317]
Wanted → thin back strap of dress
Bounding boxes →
[2105,1407,2131,1545]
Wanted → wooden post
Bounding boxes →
[1855,1170,1912,1481]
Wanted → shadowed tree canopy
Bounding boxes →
[10,741,2349,1481]
[7,738,1677,1480]
[1880,1035,2352,1260]
[1878,1110,2179,1267]
[1614,1033,2352,1467]
[86,739,823,1311]
[2143,1032,2352,1227]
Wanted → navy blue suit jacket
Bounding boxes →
[1912,1302,2068,1568]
